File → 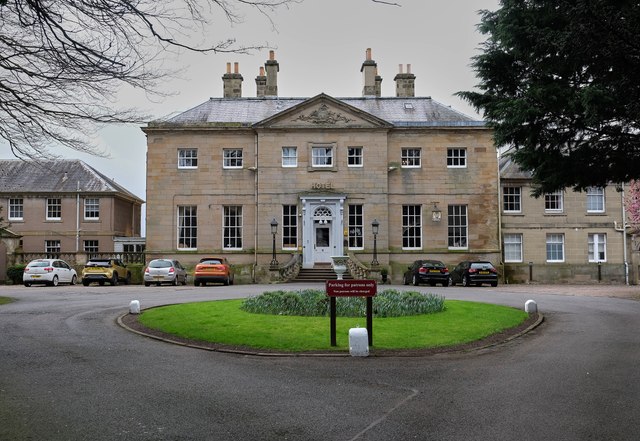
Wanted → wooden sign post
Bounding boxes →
[326,280,377,346]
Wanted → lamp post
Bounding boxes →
[270,218,279,268]
[371,218,379,266]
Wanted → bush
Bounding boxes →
[241,288,445,317]
[6,264,26,285]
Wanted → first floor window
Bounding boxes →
[223,206,243,249]
[84,240,99,256]
[401,148,421,168]
[588,233,607,262]
[177,206,197,249]
[447,148,467,168]
[223,149,243,168]
[448,205,468,249]
[282,205,298,249]
[312,145,333,167]
[348,205,364,249]
[45,240,61,258]
[282,147,297,167]
[47,198,62,220]
[347,147,363,167]
[402,205,422,249]
[124,244,146,253]
[545,191,563,212]
[503,187,522,213]
[9,198,23,220]
[178,148,198,168]
[546,234,565,262]
[504,233,523,262]
[84,198,100,220]
[586,187,605,213]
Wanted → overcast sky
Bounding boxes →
[1,0,500,232]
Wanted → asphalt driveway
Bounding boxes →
[1,283,639,440]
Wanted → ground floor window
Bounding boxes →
[177,206,197,250]
[588,233,606,262]
[348,204,363,249]
[546,234,565,262]
[223,206,243,249]
[282,205,298,249]
[504,233,523,262]
[402,205,422,249]
[45,240,61,258]
[448,205,468,249]
[83,240,99,256]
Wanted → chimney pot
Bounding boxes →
[226,62,231,74]
[269,50,275,61]
[366,48,372,61]
[234,62,239,74]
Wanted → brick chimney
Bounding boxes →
[222,62,243,98]
[264,50,279,96]
[255,66,267,97]
[394,64,416,97]
[361,48,379,97]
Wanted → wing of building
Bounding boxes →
[143,50,500,282]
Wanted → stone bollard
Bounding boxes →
[525,299,537,314]
[129,300,141,314]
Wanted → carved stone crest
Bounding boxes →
[293,104,354,125]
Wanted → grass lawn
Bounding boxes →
[138,299,529,352]
[0,297,14,306]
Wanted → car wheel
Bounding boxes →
[124,273,131,285]
[51,275,59,287]
[172,277,178,286]
[111,272,118,286]
[182,276,188,286]
[224,277,229,286]
[462,275,470,287]
[402,274,409,286]
[24,282,31,287]
[71,275,77,285]
[412,275,420,286]
[144,282,150,287]
[82,280,90,287]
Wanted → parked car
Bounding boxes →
[450,261,499,287]
[81,258,131,286]
[403,259,450,287]
[23,258,78,287]
[194,257,234,286]
[144,259,188,286]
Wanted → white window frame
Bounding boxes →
[223,149,243,169]
[282,147,298,167]
[282,205,298,250]
[83,240,99,255]
[588,233,607,262]
[586,187,605,213]
[504,233,523,262]
[544,191,564,213]
[311,145,334,168]
[448,205,469,249]
[177,206,197,250]
[46,198,62,220]
[8,198,23,220]
[347,204,364,250]
[447,148,467,168]
[347,147,364,168]
[45,239,61,257]
[402,205,422,250]
[546,233,565,262]
[401,148,421,168]
[503,187,522,213]
[178,148,198,169]
[84,198,100,220]
[223,206,243,250]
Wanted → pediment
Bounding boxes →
[253,94,392,129]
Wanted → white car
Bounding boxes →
[23,259,78,287]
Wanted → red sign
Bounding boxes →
[326,280,377,297]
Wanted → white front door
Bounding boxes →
[314,222,332,263]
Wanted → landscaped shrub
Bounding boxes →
[6,264,26,285]
[241,288,445,317]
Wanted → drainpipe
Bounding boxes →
[253,133,259,282]
[621,184,629,285]
[76,181,80,253]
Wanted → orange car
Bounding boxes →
[194,257,234,286]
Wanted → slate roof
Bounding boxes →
[499,154,533,180]
[0,160,143,202]
[151,95,484,128]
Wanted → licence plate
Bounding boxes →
[32,275,41,278]
[479,271,490,275]
[429,270,440,273]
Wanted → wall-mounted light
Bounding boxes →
[431,202,442,222]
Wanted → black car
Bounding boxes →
[403,260,450,287]
[450,261,498,287]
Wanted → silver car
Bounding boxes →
[144,259,188,286]
[23,258,78,287]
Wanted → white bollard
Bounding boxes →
[525,299,537,314]
[349,327,369,357]
[129,300,141,314]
